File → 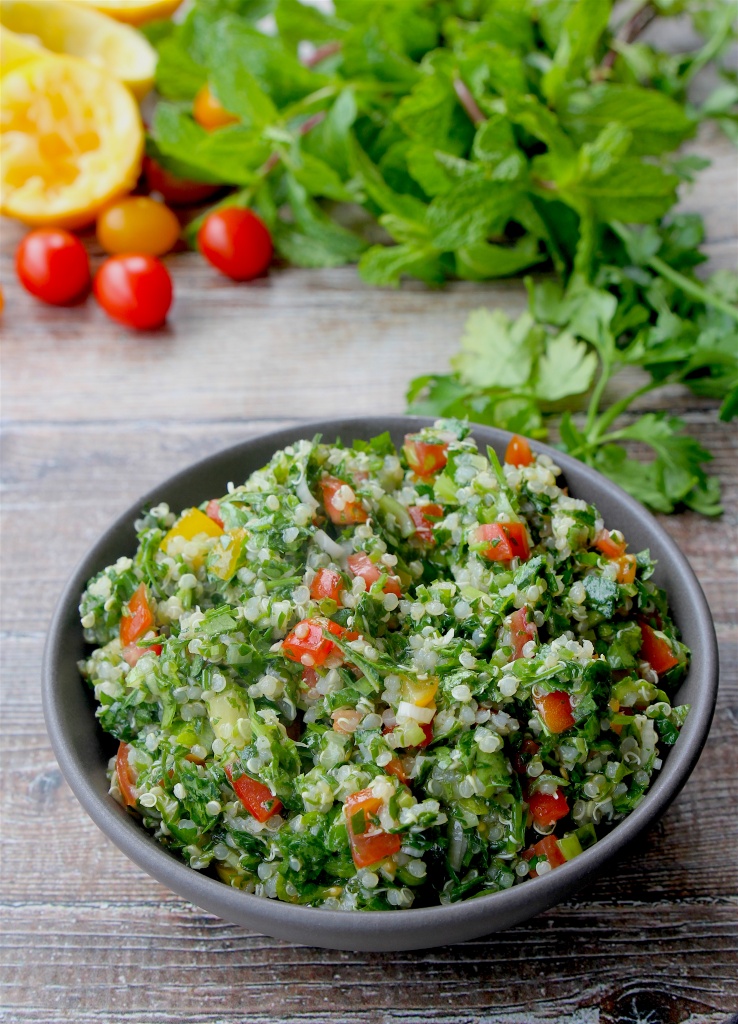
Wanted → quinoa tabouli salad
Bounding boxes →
[79,423,690,910]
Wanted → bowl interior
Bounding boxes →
[43,417,718,951]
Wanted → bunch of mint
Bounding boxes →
[145,0,738,513]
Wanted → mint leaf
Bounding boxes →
[560,85,696,155]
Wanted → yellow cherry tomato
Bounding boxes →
[96,196,180,256]
[192,84,238,131]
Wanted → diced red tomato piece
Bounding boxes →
[116,742,138,808]
[310,567,343,603]
[120,583,155,648]
[528,789,569,827]
[283,618,357,667]
[505,435,534,467]
[122,641,162,667]
[523,834,566,875]
[347,551,402,597]
[533,690,575,733]
[320,476,368,524]
[403,435,448,478]
[344,788,401,868]
[302,666,319,689]
[283,620,337,667]
[205,499,225,529]
[509,607,537,660]
[639,622,679,674]
[418,722,434,747]
[324,619,360,642]
[384,758,408,783]
[409,503,443,544]
[225,764,282,822]
[472,522,530,562]
[594,529,627,559]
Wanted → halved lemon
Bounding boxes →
[63,0,184,26]
[0,56,144,228]
[0,0,157,99]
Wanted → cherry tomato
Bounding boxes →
[15,229,90,305]
[97,197,180,257]
[198,207,273,281]
[94,254,173,330]
[144,156,219,206]
[193,84,239,131]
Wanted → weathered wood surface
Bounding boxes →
[1,106,737,1024]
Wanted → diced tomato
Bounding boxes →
[384,758,408,783]
[225,764,282,822]
[347,551,402,597]
[344,788,401,869]
[283,618,357,667]
[616,554,637,584]
[594,529,627,559]
[205,499,225,529]
[509,607,537,660]
[408,503,443,544]
[283,620,337,667]
[403,435,448,478]
[122,640,162,667]
[418,722,434,747]
[320,476,368,525]
[472,522,530,562]
[120,583,155,648]
[528,789,569,827]
[324,619,360,642]
[523,834,566,875]
[505,435,534,467]
[302,666,319,689]
[310,567,343,603]
[116,742,138,808]
[639,622,679,674]
[512,737,540,775]
[533,690,575,733]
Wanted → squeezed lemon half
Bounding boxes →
[0,0,157,98]
[0,56,144,227]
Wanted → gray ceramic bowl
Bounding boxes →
[43,418,718,951]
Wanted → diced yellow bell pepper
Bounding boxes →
[207,528,247,582]
[162,508,223,551]
[401,676,438,707]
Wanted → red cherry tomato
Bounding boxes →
[15,229,90,305]
[198,207,273,281]
[144,156,219,206]
[94,254,173,330]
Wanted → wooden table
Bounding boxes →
[2,106,737,1023]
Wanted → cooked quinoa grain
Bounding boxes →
[80,423,690,908]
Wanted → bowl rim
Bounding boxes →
[42,416,719,949]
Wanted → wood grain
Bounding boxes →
[1,60,737,1024]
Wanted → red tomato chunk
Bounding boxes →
[348,552,402,597]
[403,435,448,478]
[225,765,282,822]
[509,607,537,660]
[409,503,443,544]
[120,583,156,647]
[116,741,138,808]
[523,834,567,875]
[594,529,627,560]
[282,618,357,667]
[320,476,368,525]
[310,567,343,603]
[639,622,679,674]
[534,690,575,733]
[344,788,401,869]
[205,499,225,528]
[528,789,569,827]
[472,522,530,562]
